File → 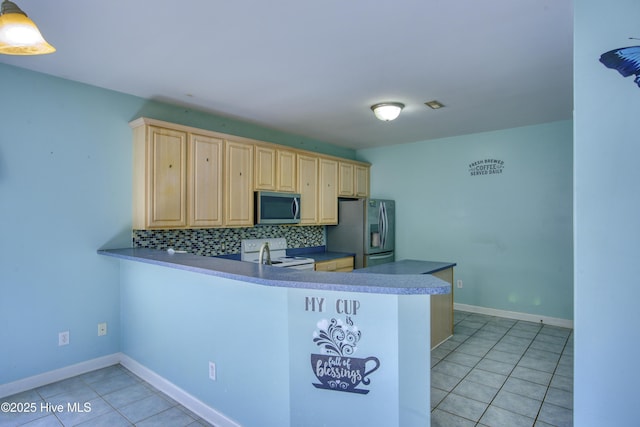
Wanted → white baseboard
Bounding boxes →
[454,303,574,329]
[0,353,241,427]
[0,353,120,399]
[119,354,241,427]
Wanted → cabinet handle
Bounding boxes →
[169,164,172,168]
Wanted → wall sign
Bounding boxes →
[305,296,380,394]
[469,159,505,176]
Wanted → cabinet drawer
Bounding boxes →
[314,257,354,272]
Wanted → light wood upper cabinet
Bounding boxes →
[276,149,297,192]
[225,140,254,226]
[188,134,223,227]
[338,162,354,196]
[339,161,369,198]
[297,154,318,224]
[254,145,297,193]
[131,117,370,229]
[132,124,187,229]
[318,157,338,224]
[355,164,370,197]
[254,145,276,191]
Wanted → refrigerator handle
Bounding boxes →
[377,202,384,248]
[380,202,387,248]
[369,253,394,260]
[384,202,389,248]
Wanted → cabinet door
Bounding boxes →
[314,257,354,272]
[225,140,254,226]
[277,150,297,192]
[430,267,454,349]
[188,134,223,227]
[318,158,338,224]
[297,154,318,224]
[355,164,370,197]
[254,145,276,191]
[338,162,355,197]
[147,126,187,228]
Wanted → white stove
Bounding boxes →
[240,238,315,270]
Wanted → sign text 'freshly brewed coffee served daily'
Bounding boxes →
[469,158,505,176]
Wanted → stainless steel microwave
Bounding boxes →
[255,191,301,225]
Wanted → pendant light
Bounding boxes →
[371,102,404,121]
[0,0,55,55]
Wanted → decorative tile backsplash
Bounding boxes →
[133,226,324,257]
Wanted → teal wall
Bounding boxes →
[357,121,574,321]
[574,0,640,425]
[0,63,354,385]
[0,66,131,383]
[120,261,290,427]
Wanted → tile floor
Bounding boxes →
[1,310,573,427]
[0,365,213,427]
[431,310,573,427]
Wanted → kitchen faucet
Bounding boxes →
[258,241,271,265]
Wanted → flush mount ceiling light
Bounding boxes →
[371,102,404,121]
[0,0,55,55]
[424,100,445,110]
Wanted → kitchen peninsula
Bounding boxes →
[98,248,449,427]
[355,260,456,349]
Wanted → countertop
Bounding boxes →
[98,248,450,296]
[354,260,456,275]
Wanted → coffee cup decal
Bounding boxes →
[311,354,380,394]
[313,318,361,356]
[311,317,380,394]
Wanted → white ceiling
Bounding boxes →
[0,0,573,150]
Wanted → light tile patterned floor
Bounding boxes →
[0,365,213,427]
[431,310,573,427]
[1,309,573,427]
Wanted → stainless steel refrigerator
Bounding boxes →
[326,198,395,269]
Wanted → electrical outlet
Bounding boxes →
[457,280,463,288]
[59,331,69,346]
[209,361,216,381]
[98,322,107,336]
